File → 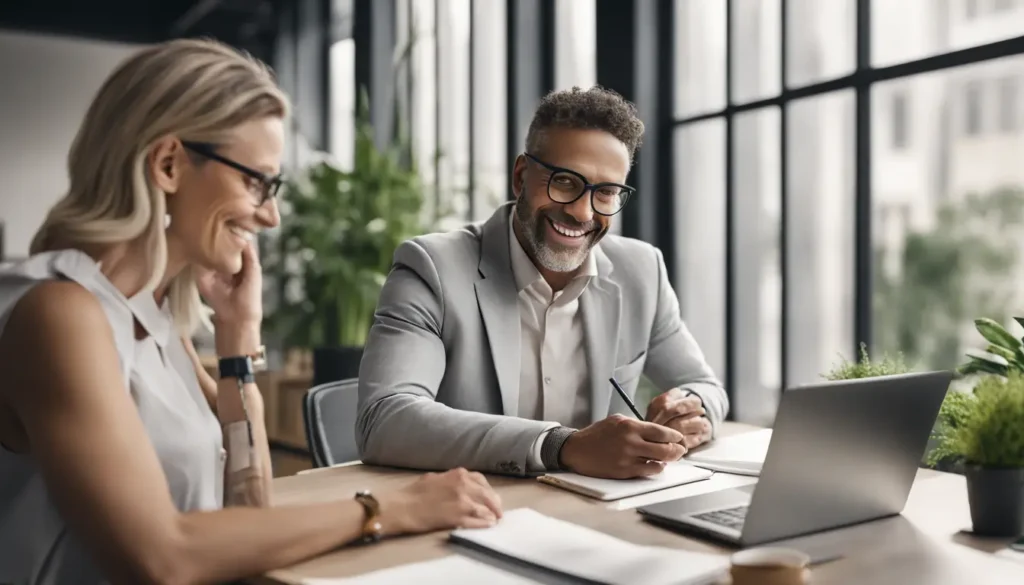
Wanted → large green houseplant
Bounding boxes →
[264,100,426,385]
[926,317,1024,537]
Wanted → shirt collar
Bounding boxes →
[507,208,598,293]
[127,291,174,348]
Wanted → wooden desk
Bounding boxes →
[250,423,1024,585]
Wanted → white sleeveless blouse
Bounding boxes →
[0,249,225,585]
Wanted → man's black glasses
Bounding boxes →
[182,141,283,205]
[524,152,634,216]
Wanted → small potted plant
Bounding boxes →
[926,371,1024,537]
[924,316,1024,537]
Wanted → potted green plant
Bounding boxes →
[823,342,910,381]
[921,316,1024,537]
[926,371,1024,537]
[263,99,427,386]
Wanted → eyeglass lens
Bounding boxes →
[548,171,628,215]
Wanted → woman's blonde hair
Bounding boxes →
[30,38,290,336]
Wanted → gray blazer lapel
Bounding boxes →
[582,248,621,423]
[475,205,521,416]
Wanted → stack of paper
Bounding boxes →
[538,461,713,500]
[301,555,538,584]
[684,429,772,476]
[450,508,730,585]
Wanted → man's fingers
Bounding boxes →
[629,438,687,462]
[667,414,709,436]
[633,419,684,444]
[649,395,704,426]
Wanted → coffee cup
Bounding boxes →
[729,547,811,585]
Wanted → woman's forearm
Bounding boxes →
[219,379,274,507]
[174,498,379,585]
[211,318,275,507]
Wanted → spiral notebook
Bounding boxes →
[537,461,713,501]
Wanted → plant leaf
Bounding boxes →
[975,317,1022,350]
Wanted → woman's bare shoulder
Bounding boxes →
[7,280,108,334]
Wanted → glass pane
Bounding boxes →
[873,54,1024,372]
[874,0,1024,67]
[437,0,471,223]
[733,108,782,424]
[555,0,597,91]
[674,120,727,382]
[786,90,856,386]
[674,0,726,118]
[471,0,508,221]
[410,0,438,219]
[732,0,781,104]
[785,0,855,88]
[328,39,356,171]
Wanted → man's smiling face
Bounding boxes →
[512,127,631,274]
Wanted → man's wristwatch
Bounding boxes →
[354,490,384,543]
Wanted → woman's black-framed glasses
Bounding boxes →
[182,141,284,206]
[524,152,634,216]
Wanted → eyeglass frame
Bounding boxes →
[522,152,635,216]
[182,141,284,206]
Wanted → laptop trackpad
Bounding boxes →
[656,485,755,517]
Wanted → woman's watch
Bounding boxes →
[354,490,384,543]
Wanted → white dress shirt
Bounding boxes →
[508,213,598,470]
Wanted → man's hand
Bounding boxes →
[558,415,686,479]
[647,388,713,449]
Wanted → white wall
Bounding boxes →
[0,30,140,258]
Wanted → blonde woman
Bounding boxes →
[0,39,502,585]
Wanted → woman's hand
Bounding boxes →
[377,468,504,535]
[197,241,262,356]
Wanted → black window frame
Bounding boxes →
[670,0,1024,415]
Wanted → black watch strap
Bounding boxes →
[218,356,255,384]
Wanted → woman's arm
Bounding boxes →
[181,332,274,507]
[0,281,502,585]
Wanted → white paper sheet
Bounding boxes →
[685,429,772,476]
[450,508,730,585]
[301,555,541,584]
[537,461,713,500]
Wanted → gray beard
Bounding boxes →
[514,198,593,273]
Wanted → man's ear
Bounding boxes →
[148,136,183,194]
[511,154,526,199]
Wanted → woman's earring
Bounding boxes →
[164,213,172,229]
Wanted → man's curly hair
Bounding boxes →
[525,86,645,162]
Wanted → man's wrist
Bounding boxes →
[541,426,577,471]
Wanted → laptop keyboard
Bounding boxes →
[692,505,748,529]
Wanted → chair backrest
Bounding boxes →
[302,378,360,468]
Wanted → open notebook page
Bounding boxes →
[538,460,713,500]
[301,555,540,585]
[450,508,730,585]
[684,428,772,475]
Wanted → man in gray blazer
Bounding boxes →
[357,87,729,479]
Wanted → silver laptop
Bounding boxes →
[637,371,953,547]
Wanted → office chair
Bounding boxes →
[302,378,361,468]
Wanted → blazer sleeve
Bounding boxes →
[642,246,730,435]
[355,240,554,475]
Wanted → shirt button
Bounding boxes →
[544,377,552,384]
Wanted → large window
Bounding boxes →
[673,0,1024,424]
[391,0,508,228]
